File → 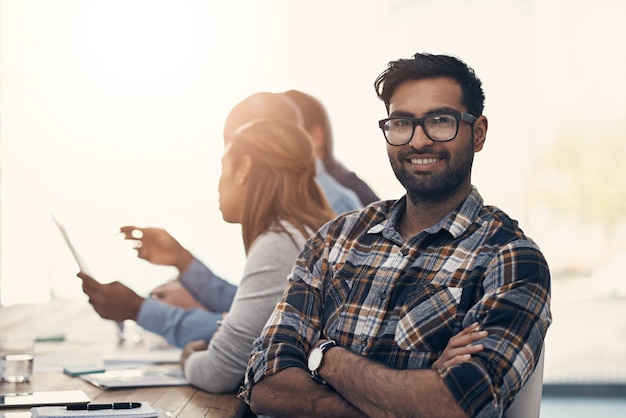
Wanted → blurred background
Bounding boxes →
[1,0,625,415]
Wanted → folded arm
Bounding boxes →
[249,324,486,417]
[319,346,468,418]
[250,367,365,418]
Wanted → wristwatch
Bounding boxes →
[307,339,336,384]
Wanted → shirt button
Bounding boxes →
[361,339,367,347]
[401,248,409,256]
[380,292,387,300]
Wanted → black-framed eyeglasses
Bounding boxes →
[378,110,477,145]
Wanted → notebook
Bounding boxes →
[31,401,158,418]
[0,390,90,408]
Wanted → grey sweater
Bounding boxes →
[183,222,307,393]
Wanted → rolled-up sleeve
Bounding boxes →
[439,242,551,417]
[179,258,237,313]
[136,297,221,348]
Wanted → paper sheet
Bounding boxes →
[52,215,95,277]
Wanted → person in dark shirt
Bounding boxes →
[283,89,379,206]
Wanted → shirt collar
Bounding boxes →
[367,187,484,241]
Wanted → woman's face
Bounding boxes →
[218,148,248,224]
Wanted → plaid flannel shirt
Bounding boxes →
[243,187,551,417]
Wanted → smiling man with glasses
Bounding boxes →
[243,53,551,418]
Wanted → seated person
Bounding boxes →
[241,53,552,417]
[283,89,380,206]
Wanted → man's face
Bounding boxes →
[386,77,485,204]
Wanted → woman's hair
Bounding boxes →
[228,118,336,252]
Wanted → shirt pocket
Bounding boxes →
[394,283,463,353]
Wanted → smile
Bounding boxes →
[409,157,441,165]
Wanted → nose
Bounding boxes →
[408,124,432,148]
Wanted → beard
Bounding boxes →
[389,144,474,205]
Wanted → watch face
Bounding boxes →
[308,347,323,372]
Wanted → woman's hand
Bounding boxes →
[180,340,209,367]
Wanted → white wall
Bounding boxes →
[1,0,625,304]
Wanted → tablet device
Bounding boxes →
[0,390,90,408]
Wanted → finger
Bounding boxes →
[440,343,484,361]
[448,328,488,348]
[459,329,488,346]
[77,272,100,289]
[150,290,165,300]
[190,340,208,350]
[446,323,480,344]
[442,354,472,368]
[120,226,144,240]
[135,245,147,259]
[440,344,485,368]
[181,340,206,365]
[454,322,481,337]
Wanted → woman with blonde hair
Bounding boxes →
[177,117,335,392]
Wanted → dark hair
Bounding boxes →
[374,53,485,117]
[283,89,334,159]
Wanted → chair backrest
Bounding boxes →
[505,347,545,418]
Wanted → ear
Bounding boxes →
[472,115,488,152]
[308,124,326,158]
[236,155,252,185]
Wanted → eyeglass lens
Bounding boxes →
[384,114,458,144]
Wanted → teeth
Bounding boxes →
[410,158,440,165]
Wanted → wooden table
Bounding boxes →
[0,300,248,417]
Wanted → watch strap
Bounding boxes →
[310,339,336,384]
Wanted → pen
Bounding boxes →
[67,402,142,410]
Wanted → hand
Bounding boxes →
[150,280,206,310]
[77,272,144,322]
[431,322,487,369]
[119,225,194,273]
[181,340,208,367]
